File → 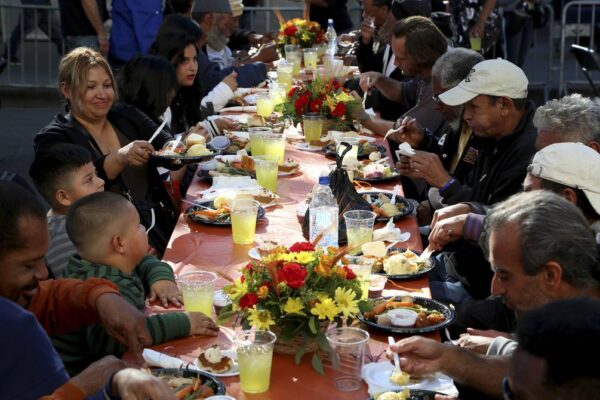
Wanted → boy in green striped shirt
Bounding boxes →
[52,192,218,375]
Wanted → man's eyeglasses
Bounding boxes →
[502,376,515,400]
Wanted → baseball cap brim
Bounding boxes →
[438,85,479,106]
[584,190,600,216]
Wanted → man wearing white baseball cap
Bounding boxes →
[426,59,538,303]
[524,142,600,237]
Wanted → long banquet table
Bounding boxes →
[125,136,436,400]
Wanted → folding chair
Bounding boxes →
[570,44,600,98]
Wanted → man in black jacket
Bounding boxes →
[426,59,538,303]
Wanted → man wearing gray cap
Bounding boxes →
[427,59,538,303]
[192,0,267,96]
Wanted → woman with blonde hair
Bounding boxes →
[34,47,178,257]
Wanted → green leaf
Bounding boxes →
[312,353,325,375]
[308,317,318,335]
[294,343,307,365]
[316,332,330,352]
[280,322,298,342]
[359,299,374,313]
[216,305,234,325]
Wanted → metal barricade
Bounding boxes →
[0,3,64,88]
[559,0,600,95]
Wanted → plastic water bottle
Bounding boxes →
[326,18,337,57]
[309,171,339,248]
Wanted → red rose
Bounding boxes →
[309,98,323,112]
[331,102,346,117]
[294,93,310,113]
[343,266,357,280]
[244,262,254,271]
[277,263,307,289]
[284,25,298,36]
[289,242,316,252]
[239,293,259,309]
[288,86,298,98]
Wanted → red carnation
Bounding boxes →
[239,293,259,309]
[277,263,307,289]
[309,98,323,112]
[343,266,357,280]
[288,86,298,98]
[289,241,316,252]
[331,102,346,117]
[284,25,298,36]
[294,93,310,113]
[244,262,254,271]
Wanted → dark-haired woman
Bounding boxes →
[150,32,238,136]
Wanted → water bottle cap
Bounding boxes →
[328,18,334,24]
[319,176,330,185]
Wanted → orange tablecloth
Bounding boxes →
[125,138,434,400]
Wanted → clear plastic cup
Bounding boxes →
[343,210,377,248]
[236,330,277,393]
[325,327,370,391]
[303,112,324,143]
[303,48,318,69]
[248,127,272,156]
[178,271,217,316]
[256,92,275,118]
[347,258,375,300]
[231,199,260,245]
[254,155,279,192]
[262,133,285,165]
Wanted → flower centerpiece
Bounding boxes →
[277,18,327,51]
[277,77,361,131]
[218,241,371,373]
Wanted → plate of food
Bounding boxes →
[152,137,220,166]
[222,131,250,154]
[151,368,226,397]
[354,160,401,183]
[358,295,455,334]
[323,142,387,159]
[185,200,266,225]
[195,345,239,377]
[370,389,443,400]
[201,156,300,179]
[361,192,414,221]
[347,246,434,280]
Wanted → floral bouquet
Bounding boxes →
[277,18,327,51]
[277,77,361,131]
[218,241,371,373]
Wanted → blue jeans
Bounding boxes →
[429,253,474,306]
[65,35,99,53]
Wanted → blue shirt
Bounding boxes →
[109,0,163,63]
[0,297,105,399]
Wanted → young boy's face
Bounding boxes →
[121,203,149,265]
[60,162,104,206]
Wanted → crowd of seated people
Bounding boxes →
[2,0,600,398]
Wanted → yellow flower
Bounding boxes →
[335,91,353,102]
[291,251,315,264]
[310,298,340,320]
[224,279,247,299]
[257,285,269,299]
[247,307,276,330]
[283,297,306,315]
[334,287,359,318]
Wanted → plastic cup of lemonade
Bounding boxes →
[343,210,377,248]
[248,127,271,157]
[231,199,260,245]
[178,271,217,316]
[302,112,324,143]
[470,35,482,51]
[254,155,279,192]
[256,92,275,118]
[286,50,302,77]
[262,133,285,165]
[277,61,293,90]
[236,330,277,393]
[268,82,286,106]
[303,48,318,69]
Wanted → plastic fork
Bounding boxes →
[387,336,401,374]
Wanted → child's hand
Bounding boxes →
[148,280,183,308]
[186,312,219,336]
